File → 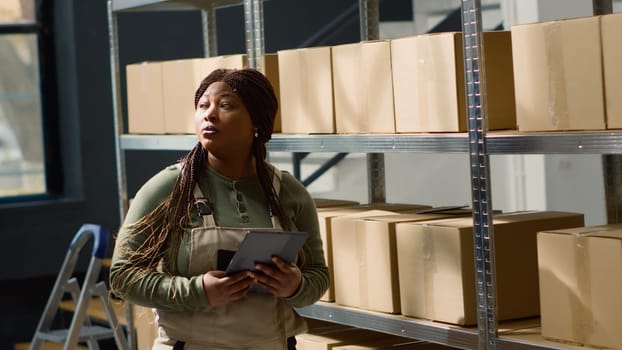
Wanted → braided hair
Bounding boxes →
[189,68,288,230]
[112,69,290,295]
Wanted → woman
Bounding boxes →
[110,68,329,349]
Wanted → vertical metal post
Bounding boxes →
[359,0,384,203]
[107,1,128,233]
[359,0,379,41]
[461,1,497,349]
[593,0,613,15]
[243,0,265,70]
[595,1,621,225]
[107,2,134,349]
[201,4,218,58]
[603,155,622,223]
[367,153,386,203]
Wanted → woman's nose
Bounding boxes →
[205,109,217,121]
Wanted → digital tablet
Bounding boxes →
[224,230,308,275]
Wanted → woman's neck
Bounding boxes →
[207,153,256,180]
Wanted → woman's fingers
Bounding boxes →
[251,257,301,297]
[203,270,253,306]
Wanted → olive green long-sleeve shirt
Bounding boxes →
[110,164,329,311]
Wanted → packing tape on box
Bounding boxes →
[356,225,369,309]
[545,22,570,130]
[419,37,433,121]
[573,234,593,344]
[422,224,435,319]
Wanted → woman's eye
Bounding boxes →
[220,102,231,109]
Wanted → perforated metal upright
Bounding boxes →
[461,1,498,349]
[359,0,386,204]
[243,0,264,70]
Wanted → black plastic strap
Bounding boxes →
[195,197,212,216]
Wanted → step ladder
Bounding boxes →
[29,224,129,350]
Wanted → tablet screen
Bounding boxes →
[225,230,308,275]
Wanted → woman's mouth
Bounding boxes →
[201,125,217,136]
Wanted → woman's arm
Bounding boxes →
[278,172,330,307]
[109,165,211,311]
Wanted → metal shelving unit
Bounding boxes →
[120,131,622,154]
[107,0,617,349]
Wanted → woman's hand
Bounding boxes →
[202,270,253,306]
[250,256,302,298]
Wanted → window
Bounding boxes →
[0,0,56,200]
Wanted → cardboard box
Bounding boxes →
[391,31,516,133]
[126,61,165,134]
[331,211,460,313]
[511,16,605,131]
[314,198,360,209]
[396,211,584,325]
[162,54,247,134]
[538,224,622,349]
[261,53,281,133]
[601,13,622,129]
[332,40,395,133]
[317,203,431,302]
[278,46,334,134]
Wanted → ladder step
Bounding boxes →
[13,341,88,350]
[36,325,117,342]
[59,297,127,326]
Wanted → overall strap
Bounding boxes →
[193,184,216,227]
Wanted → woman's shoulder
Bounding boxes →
[145,163,181,188]
[277,168,314,203]
[277,168,305,191]
[132,164,180,204]
[124,163,181,224]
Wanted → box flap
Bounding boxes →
[314,198,360,208]
[359,213,460,223]
[539,223,622,240]
[494,210,583,223]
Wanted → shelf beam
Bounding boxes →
[111,0,242,12]
[296,303,478,350]
[120,132,622,155]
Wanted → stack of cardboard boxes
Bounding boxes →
[320,206,585,326]
[537,224,622,348]
[124,13,622,136]
[277,32,516,135]
[126,54,280,134]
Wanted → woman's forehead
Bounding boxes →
[203,81,236,98]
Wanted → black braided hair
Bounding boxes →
[191,68,289,231]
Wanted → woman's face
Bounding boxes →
[194,81,255,160]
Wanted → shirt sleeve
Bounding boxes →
[277,171,330,307]
[109,165,211,311]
